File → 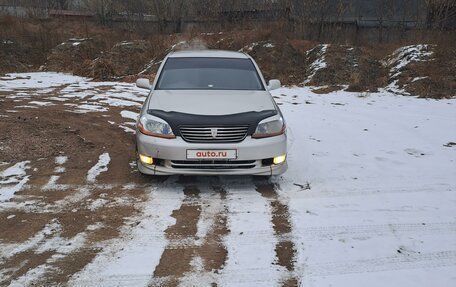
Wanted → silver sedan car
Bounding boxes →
[135,50,287,176]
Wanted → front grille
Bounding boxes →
[171,160,256,170]
[180,126,249,143]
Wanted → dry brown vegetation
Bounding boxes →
[81,40,155,79]
[0,16,455,98]
[397,45,456,99]
[46,38,106,74]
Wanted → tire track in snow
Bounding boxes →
[176,177,229,287]
[142,221,455,243]
[219,176,282,286]
[152,176,202,286]
[68,177,183,287]
[254,178,299,287]
[0,219,62,260]
[306,250,456,277]
[0,250,55,286]
[281,183,455,200]
[197,180,229,273]
[0,220,62,286]
[14,221,447,248]
[0,218,94,286]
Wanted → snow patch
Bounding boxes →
[0,161,30,202]
[170,41,188,50]
[71,104,109,113]
[54,166,65,173]
[88,198,109,211]
[55,155,68,166]
[2,73,147,113]
[87,222,104,231]
[0,72,86,92]
[304,44,329,84]
[239,42,259,52]
[119,125,136,134]
[412,76,429,83]
[43,175,60,191]
[69,178,185,286]
[385,44,434,78]
[8,222,90,286]
[87,153,111,183]
[120,110,139,121]
[384,45,434,94]
[29,101,55,106]
[0,219,61,259]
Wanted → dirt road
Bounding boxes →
[0,73,298,286]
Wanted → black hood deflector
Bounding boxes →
[147,109,277,136]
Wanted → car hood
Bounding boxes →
[148,90,276,115]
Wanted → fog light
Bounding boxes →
[273,155,286,165]
[139,154,154,165]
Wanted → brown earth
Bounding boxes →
[1,16,454,98]
[0,84,296,285]
[79,40,156,80]
[0,88,153,285]
[245,41,308,86]
[0,41,30,74]
[397,45,456,99]
[46,38,106,74]
[306,44,388,92]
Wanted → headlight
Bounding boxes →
[137,114,175,139]
[252,115,286,138]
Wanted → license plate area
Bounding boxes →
[186,149,237,160]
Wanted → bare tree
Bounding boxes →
[148,0,193,32]
[426,0,456,29]
[81,0,116,24]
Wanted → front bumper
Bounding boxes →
[136,132,287,176]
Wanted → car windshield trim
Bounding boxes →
[155,57,265,91]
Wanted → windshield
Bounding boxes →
[156,57,265,90]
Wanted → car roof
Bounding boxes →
[168,50,249,59]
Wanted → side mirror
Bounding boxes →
[267,79,281,91]
[136,78,151,90]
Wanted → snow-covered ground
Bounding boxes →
[274,87,456,286]
[1,73,455,286]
